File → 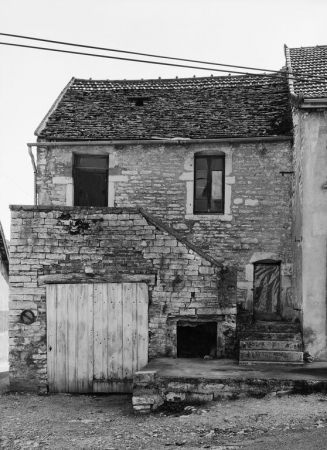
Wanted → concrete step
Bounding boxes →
[240,340,303,351]
[238,321,301,334]
[239,332,302,341]
[239,349,303,363]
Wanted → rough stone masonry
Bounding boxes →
[9,206,236,391]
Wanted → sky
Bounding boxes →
[0,0,327,240]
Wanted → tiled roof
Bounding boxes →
[36,74,292,140]
[286,45,327,98]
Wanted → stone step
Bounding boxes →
[239,349,303,363]
[239,360,304,366]
[238,321,301,334]
[240,340,303,351]
[239,332,302,341]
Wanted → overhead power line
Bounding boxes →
[1,32,327,83]
[0,41,283,77]
[0,32,285,75]
[0,39,327,85]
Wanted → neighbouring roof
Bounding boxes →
[36,74,292,141]
[285,45,327,98]
[0,221,9,273]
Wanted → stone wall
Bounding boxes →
[9,206,236,391]
[36,140,293,311]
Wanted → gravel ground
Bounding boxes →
[1,391,327,449]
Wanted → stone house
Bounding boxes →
[9,72,302,393]
[285,45,327,360]
[0,221,9,365]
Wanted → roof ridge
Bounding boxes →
[289,45,327,50]
[72,72,284,84]
[139,208,222,268]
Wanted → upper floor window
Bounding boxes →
[73,155,108,206]
[194,155,225,214]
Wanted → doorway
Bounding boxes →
[253,262,281,320]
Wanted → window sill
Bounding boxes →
[185,213,232,221]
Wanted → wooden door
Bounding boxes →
[253,263,281,320]
[47,283,148,393]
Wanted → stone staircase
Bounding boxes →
[238,320,303,365]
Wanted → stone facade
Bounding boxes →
[9,138,297,390]
[36,139,293,308]
[9,205,240,391]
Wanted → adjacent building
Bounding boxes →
[285,45,327,360]
[0,221,9,365]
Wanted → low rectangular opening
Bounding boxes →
[177,321,217,358]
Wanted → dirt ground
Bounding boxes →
[1,390,327,450]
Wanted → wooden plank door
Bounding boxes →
[253,263,281,320]
[47,283,148,393]
[47,284,94,393]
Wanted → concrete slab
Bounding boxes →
[132,358,327,412]
[141,357,327,381]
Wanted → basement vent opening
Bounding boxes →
[177,321,217,358]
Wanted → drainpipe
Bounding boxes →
[28,145,37,205]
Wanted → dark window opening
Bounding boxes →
[127,97,150,107]
[73,155,108,206]
[194,155,225,214]
[177,321,217,358]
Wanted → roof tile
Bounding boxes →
[287,46,327,98]
[37,74,292,140]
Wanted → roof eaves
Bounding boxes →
[35,77,76,137]
[301,98,327,108]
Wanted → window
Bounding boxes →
[73,155,108,206]
[194,155,225,214]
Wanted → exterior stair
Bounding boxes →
[238,321,303,365]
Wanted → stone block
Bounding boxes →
[199,266,214,275]
[166,392,186,402]
[133,371,157,384]
[132,396,155,405]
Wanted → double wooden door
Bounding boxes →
[47,283,148,393]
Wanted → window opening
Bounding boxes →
[128,97,150,106]
[73,155,108,207]
[177,321,217,358]
[194,155,225,214]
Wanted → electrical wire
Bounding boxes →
[0,39,327,85]
[1,32,327,83]
[0,41,284,77]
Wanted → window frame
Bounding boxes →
[73,154,109,207]
[193,155,225,214]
